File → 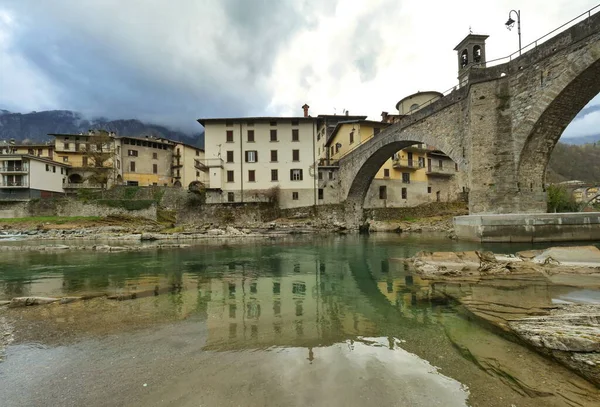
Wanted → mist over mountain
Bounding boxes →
[0,110,204,148]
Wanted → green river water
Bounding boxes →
[0,234,599,406]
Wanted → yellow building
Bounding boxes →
[172,142,208,189]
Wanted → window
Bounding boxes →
[27,148,34,155]
[270,150,278,162]
[328,171,333,180]
[384,169,390,178]
[291,120,299,126]
[196,150,200,156]
[152,152,158,159]
[428,186,432,193]
[402,173,410,184]
[271,169,278,181]
[227,192,235,202]
[63,143,69,150]
[227,170,234,182]
[123,139,130,145]
[349,131,354,144]
[318,171,323,180]
[292,192,299,200]
[273,282,280,294]
[226,151,234,163]
[402,187,407,199]
[292,150,300,161]
[418,157,425,168]
[196,171,200,177]
[226,130,234,142]
[247,130,255,142]
[130,161,136,172]
[153,164,158,174]
[379,186,387,199]
[248,170,255,182]
[292,129,299,142]
[128,149,138,157]
[117,160,121,169]
[290,169,303,181]
[82,157,88,166]
[37,149,42,156]
[245,150,258,163]
[438,160,443,169]
[292,282,306,295]
[45,164,50,171]
[250,282,257,294]
[455,163,459,171]
[318,188,324,200]
[270,129,277,142]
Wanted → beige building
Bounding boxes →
[0,154,69,200]
[198,116,320,208]
[120,135,174,186]
[172,142,208,189]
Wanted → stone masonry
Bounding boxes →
[337,12,600,225]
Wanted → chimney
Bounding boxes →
[345,110,349,116]
[302,103,310,118]
[381,111,388,122]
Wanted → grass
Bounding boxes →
[0,216,102,224]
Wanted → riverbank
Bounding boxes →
[406,246,600,386]
[0,212,458,249]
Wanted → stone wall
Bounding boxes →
[365,202,467,222]
[0,199,157,220]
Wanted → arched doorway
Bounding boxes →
[68,173,83,184]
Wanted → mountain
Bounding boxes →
[0,110,204,148]
[560,134,600,145]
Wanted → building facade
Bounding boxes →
[199,117,319,208]
[0,154,69,200]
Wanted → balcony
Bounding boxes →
[197,158,224,169]
[393,159,425,171]
[317,158,340,168]
[0,164,29,173]
[403,143,430,153]
[426,166,457,177]
[0,179,28,188]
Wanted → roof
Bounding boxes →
[197,116,318,126]
[325,120,390,147]
[396,91,443,111]
[0,154,71,167]
[317,114,368,120]
[453,33,489,51]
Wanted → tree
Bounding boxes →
[84,130,117,190]
[546,184,579,213]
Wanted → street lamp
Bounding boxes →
[505,9,522,55]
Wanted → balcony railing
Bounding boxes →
[317,158,340,167]
[0,180,28,188]
[0,164,29,173]
[393,159,425,170]
[197,158,224,169]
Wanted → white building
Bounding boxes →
[0,154,70,200]
[198,117,320,208]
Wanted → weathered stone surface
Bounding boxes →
[0,301,10,307]
[531,246,600,267]
[207,229,226,236]
[59,297,83,304]
[9,297,60,307]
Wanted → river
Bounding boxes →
[0,234,599,406]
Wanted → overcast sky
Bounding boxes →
[1,0,599,137]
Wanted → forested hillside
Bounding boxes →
[547,142,600,183]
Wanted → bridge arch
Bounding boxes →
[516,24,600,207]
[339,124,465,217]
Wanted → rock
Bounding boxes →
[93,245,112,251]
[207,228,226,236]
[109,246,128,252]
[530,246,600,267]
[140,233,160,241]
[59,297,83,304]
[241,229,251,234]
[226,226,244,236]
[43,245,70,251]
[9,297,60,307]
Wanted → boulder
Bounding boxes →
[226,226,244,236]
[9,297,60,307]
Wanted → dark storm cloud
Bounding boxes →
[0,0,338,132]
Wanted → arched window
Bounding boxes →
[473,45,482,63]
[461,49,469,68]
[410,103,420,112]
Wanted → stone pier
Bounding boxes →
[454,213,600,242]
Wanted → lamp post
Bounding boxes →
[505,9,522,55]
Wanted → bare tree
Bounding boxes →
[84,130,117,190]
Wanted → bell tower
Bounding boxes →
[453,33,489,87]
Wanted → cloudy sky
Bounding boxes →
[0,0,599,137]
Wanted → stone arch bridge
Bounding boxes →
[339,10,600,227]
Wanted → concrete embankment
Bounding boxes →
[405,246,600,386]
